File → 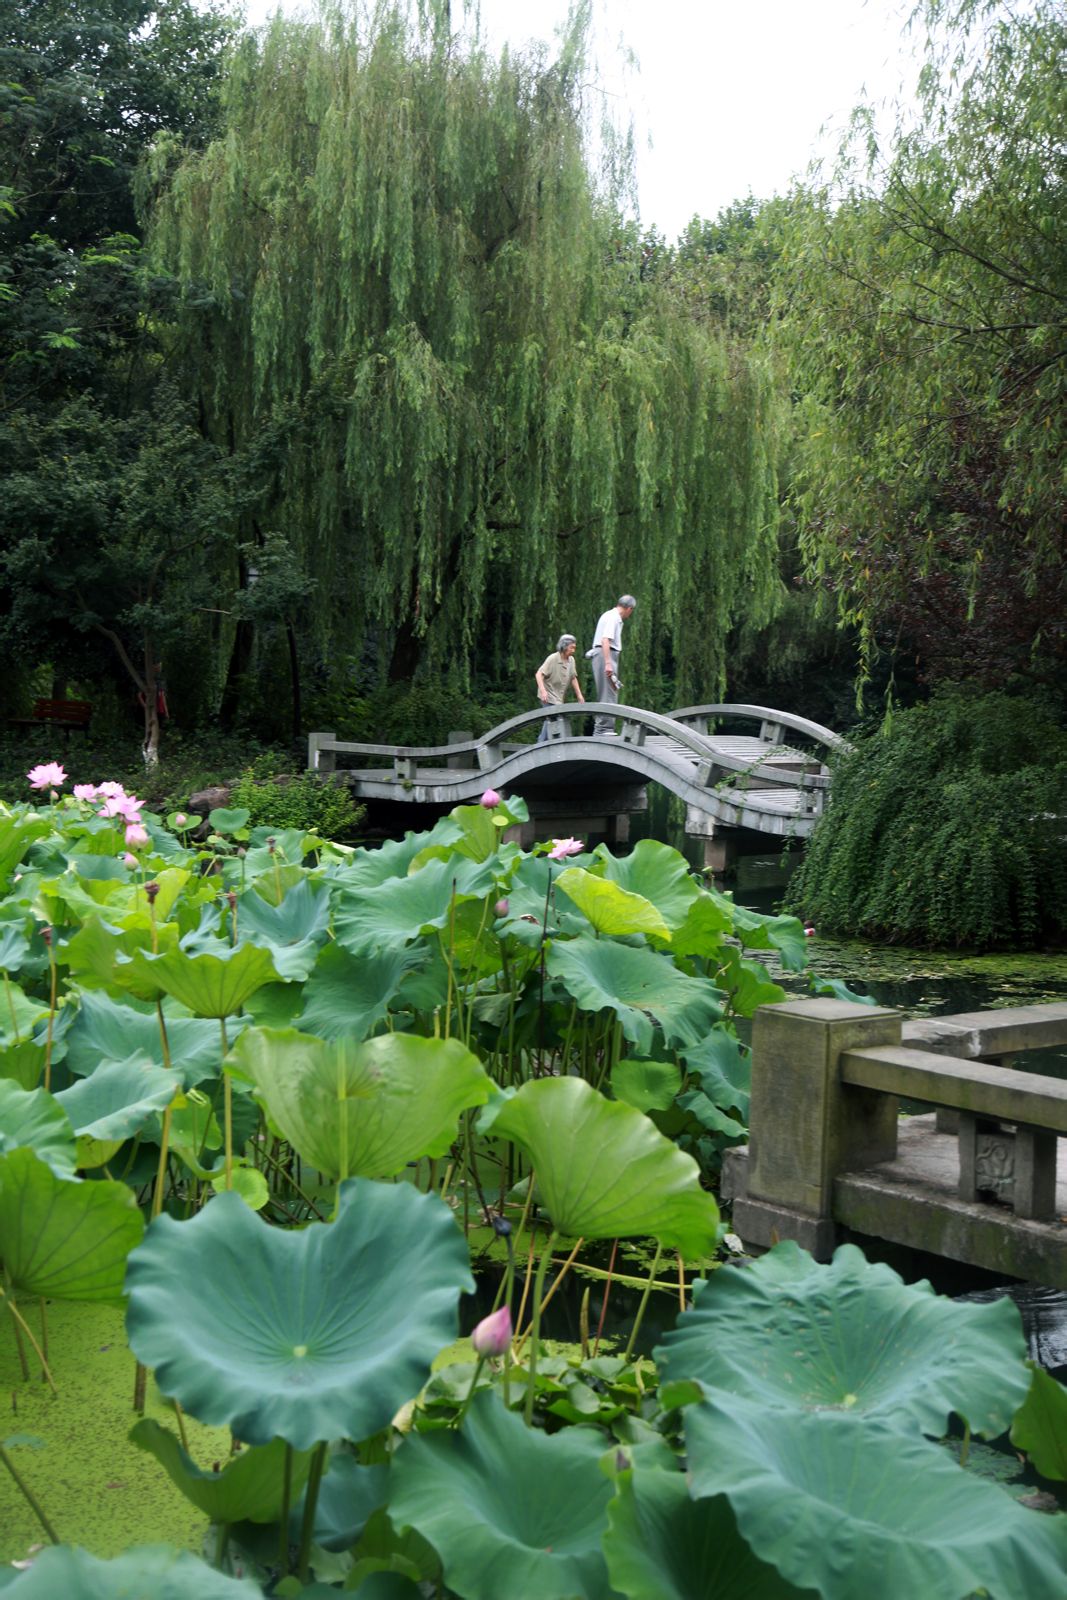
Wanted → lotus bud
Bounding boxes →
[471,1305,512,1358]
[40,926,52,947]
[491,1215,512,1238]
[174,813,188,827]
[480,788,501,809]
[493,897,509,918]
[266,836,276,853]
[122,852,137,868]
[144,881,160,903]
[226,890,237,910]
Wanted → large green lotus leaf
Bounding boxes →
[63,914,180,994]
[130,1418,314,1524]
[0,980,49,1045]
[0,1543,262,1597]
[716,946,786,1015]
[656,1241,1028,1439]
[0,1038,46,1089]
[555,867,672,942]
[65,991,222,1089]
[410,804,500,865]
[609,1059,682,1113]
[55,1055,177,1143]
[0,814,48,891]
[0,1146,144,1300]
[125,1178,474,1449]
[0,922,30,973]
[486,1077,719,1259]
[229,1028,491,1179]
[291,1452,388,1551]
[388,1391,616,1600]
[328,829,442,890]
[713,891,809,973]
[1010,1362,1067,1479]
[236,877,331,980]
[546,937,723,1055]
[680,1028,751,1120]
[669,893,734,960]
[604,1471,811,1600]
[295,943,424,1041]
[132,943,281,1018]
[682,1390,1067,1600]
[331,855,496,956]
[0,1079,77,1174]
[593,840,700,930]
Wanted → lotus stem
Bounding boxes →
[133,1360,147,1416]
[220,1018,233,1191]
[524,1230,557,1427]
[579,1288,591,1359]
[38,1297,48,1376]
[624,1241,663,1364]
[515,1236,584,1352]
[174,1400,190,1454]
[438,1160,454,1201]
[593,1239,619,1358]
[279,1443,293,1576]
[42,935,57,1092]
[216,1522,231,1572]
[513,1231,538,1344]
[256,1141,325,1220]
[959,1421,971,1470]
[2,1291,57,1396]
[677,1252,687,1312]
[454,1355,486,1430]
[296,1441,329,1583]
[3,971,20,1044]
[0,1443,60,1544]
[152,1100,175,1221]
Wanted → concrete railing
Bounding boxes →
[724,997,1067,1284]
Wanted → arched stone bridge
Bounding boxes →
[309,703,847,857]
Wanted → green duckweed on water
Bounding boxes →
[0,1300,229,1563]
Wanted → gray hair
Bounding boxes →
[557,633,577,652]
[618,594,637,609]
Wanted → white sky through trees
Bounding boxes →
[240,0,923,236]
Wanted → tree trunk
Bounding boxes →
[286,620,302,744]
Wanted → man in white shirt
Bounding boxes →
[586,594,636,735]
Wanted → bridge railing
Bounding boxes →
[309,702,833,793]
[724,997,1067,1274]
[670,703,850,754]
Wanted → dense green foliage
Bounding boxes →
[230,757,365,840]
[788,690,1067,948]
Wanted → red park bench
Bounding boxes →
[9,698,93,734]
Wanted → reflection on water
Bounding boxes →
[958,1285,1067,1383]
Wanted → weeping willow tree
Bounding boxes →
[149,1,781,706]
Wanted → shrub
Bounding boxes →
[230,757,365,840]
[786,689,1067,949]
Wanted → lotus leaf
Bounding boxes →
[674,1092,746,1139]
[0,1146,144,1300]
[63,915,181,995]
[0,923,30,973]
[329,829,441,890]
[485,1077,719,1259]
[1010,1361,1067,1479]
[0,1039,45,1089]
[0,1543,262,1597]
[388,1391,616,1600]
[716,895,808,972]
[290,1453,388,1550]
[209,807,251,835]
[609,1059,682,1113]
[716,946,786,1015]
[680,1029,750,1120]
[210,1162,269,1209]
[332,855,496,955]
[545,937,723,1055]
[125,1179,474,1448]
[593,839,700,930]
[604,1471,811,1600]
[0,980,48,1044]
[555,867,672,941]
[669,893,733,960]
[656,1241,1029,1438]
[682,1389,1067,1600]
[65,991,222,1088]
[236,878,331,980]
[296,944,423,1041]
[55,1055,176,1144]
[130,1418,314,1523]
[0,1079,76,1174]
[229,1028,491,1179]
[133,943,281,1017]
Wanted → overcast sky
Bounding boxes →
[241,1,924,238]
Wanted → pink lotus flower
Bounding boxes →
[27,762,66,791]
[174,813,188,828]
[548,837,583,860]
[101,793,143,823]
[122,852,138,868]
[95,781,127,798]
[73,783,98,801]
[471,1305,512,1358]
[125,823,149,849]
[493,898,510,918]
[480,789,502,809]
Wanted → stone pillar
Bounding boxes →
[308,732,336,774]
[728,998,902,1258]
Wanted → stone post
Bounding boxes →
[308,732,336,774]
[727,998,902,1258]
